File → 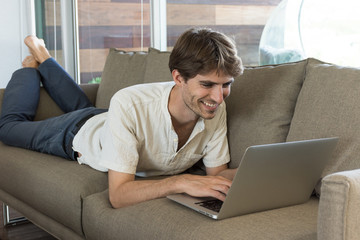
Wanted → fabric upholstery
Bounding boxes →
[96,48,172,109]
[96,48,148,108]
[0,189,84,240]
[286,59,360,194]
[0,143,108,236]
[0,84,101,238]
[2,51,360,240]
[226,60,307,168]
[318,169,360,240]
[96,49,308,170]
[143,48,172,83]
[83,190,319,240]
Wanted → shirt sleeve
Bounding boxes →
[202,104,231,168]
[98,94,140,174]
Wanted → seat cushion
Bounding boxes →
[226,59,307,168]
[83,190,319,240]
[0,143,108,236]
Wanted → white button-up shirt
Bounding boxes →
[73,82,230,177]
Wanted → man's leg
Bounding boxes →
[0,57,41,124]
[24,35,93,113]
[0,57,103,159]
[0,57,43,150]
[0,107,104,160]
[0,55,105,160]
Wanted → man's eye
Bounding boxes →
[201,83,213,88]
[223,82,232,88]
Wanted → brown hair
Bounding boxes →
[169,28,243,81]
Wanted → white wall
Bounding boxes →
[0,0,34,88]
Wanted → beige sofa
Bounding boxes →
[0,48,360,240]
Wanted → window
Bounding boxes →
[36,0,281,84]
[77,0,151,84]
[35,0,64,68]
[35,0,78,82]
[166,1,280,66]
[36,0,151,84]
[260,0,360,67]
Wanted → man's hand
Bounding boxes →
[174,174,232,201]
[108,170,232,209]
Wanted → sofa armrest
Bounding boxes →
[318,169,360,240]
[79,83,99,107]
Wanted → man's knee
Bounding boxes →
[0,118,26,145]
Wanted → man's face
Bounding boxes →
[178,70,234,120]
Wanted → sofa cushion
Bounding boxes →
[286,59,360,192]
[143,48,172,83]
[96,48,148,109]
[226,60,307,168]
[0,143,108,236]
[83,190,319,240]
[96,48,172,109]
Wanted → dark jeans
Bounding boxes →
[0,58,106,160]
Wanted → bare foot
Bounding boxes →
[22,55,39,69]
[24,35,51,64]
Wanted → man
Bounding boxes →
[0,28,243,208]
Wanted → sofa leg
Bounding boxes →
[2,203,28,226]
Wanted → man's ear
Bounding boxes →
[171,69,184,86]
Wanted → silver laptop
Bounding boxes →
[167,137,338,220]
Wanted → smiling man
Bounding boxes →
[0,28,243,208]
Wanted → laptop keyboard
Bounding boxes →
[195,199,223,213]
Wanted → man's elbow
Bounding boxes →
[108,190,122,209]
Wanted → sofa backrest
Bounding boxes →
[3,47,359,188]
[226,60,307,168]
[286,58,360,190]
[96,48,172,109]
[96,48,309,170]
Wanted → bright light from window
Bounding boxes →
[260,0,360,67]
[300,0,360,67]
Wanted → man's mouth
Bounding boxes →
[202,101,218,109]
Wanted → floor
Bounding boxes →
[0,202,56,240]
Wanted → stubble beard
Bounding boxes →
[185,97,217,120]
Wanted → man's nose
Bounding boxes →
[211,86,224,103]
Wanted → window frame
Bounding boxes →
[31,0,167,84]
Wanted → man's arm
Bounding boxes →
[108,169,232,209]
[206,164,237,181]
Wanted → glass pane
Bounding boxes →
[259,0,305,65]
[35,0,64,68]
[300,0,360,67]
[166,0,282,66]
[77,0,150,84]
[260,0,360,67]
